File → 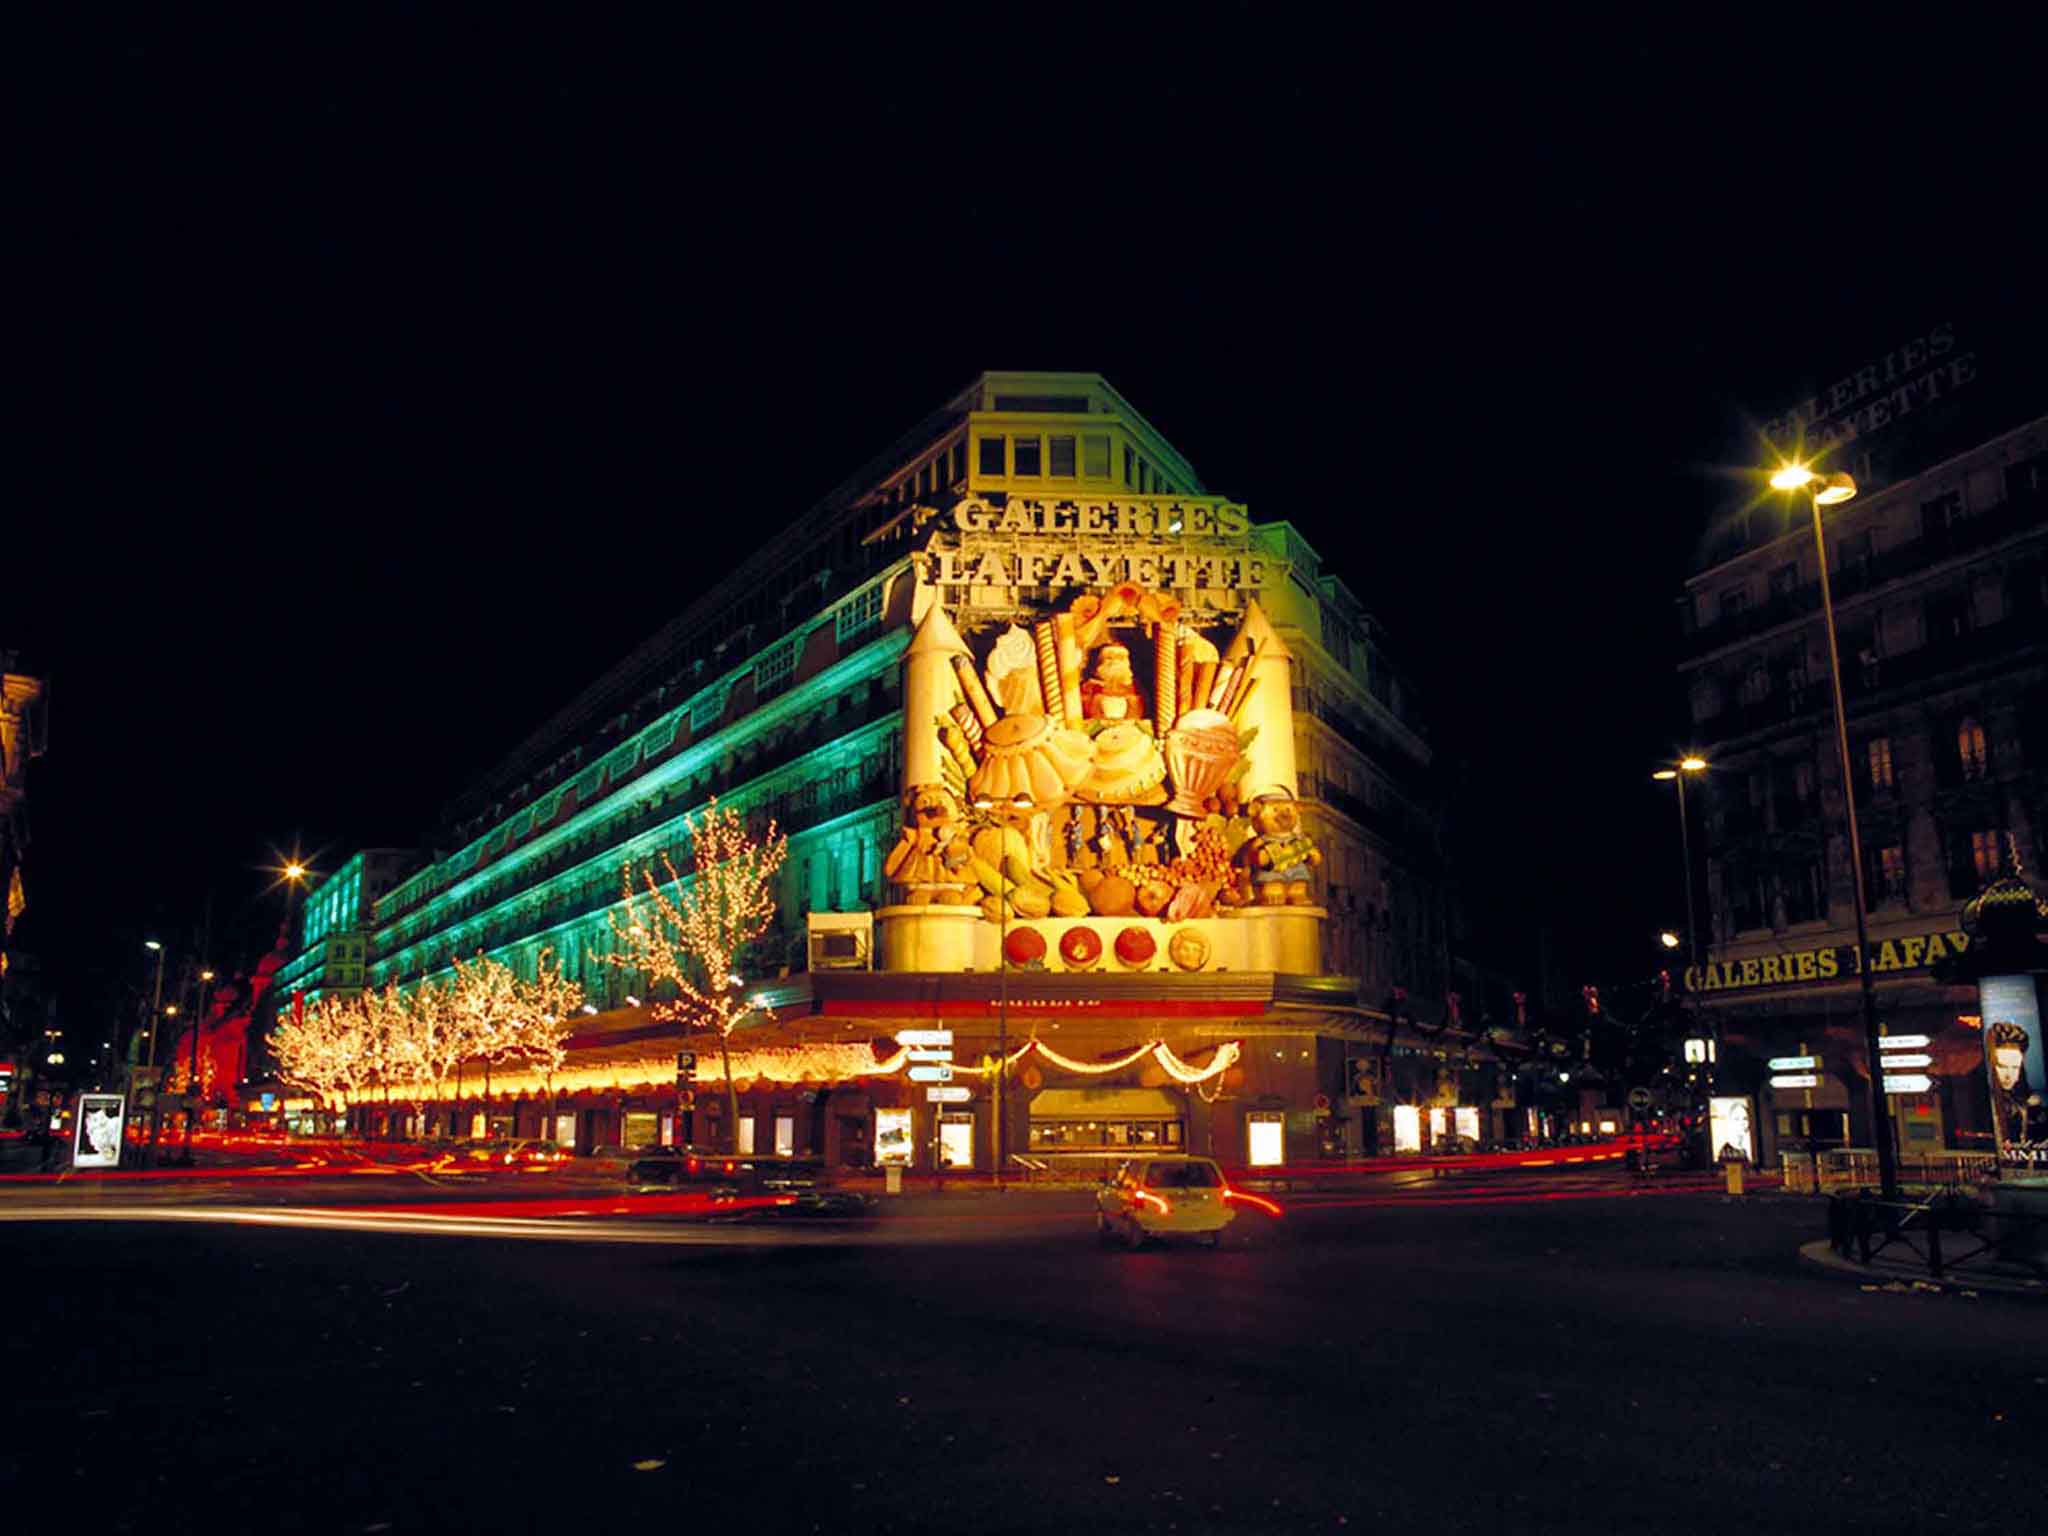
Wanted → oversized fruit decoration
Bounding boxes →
[1004,927,1047,967]
[1114,926,1158,968]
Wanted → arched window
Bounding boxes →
[1958,718,1989,780]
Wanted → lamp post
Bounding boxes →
[141,940,166,1168]
[1653,758,1711,1160]
[1771,462,1898,1198]
[971,792,1034,1190]
[186,968,214,1156]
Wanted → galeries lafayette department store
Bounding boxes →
[414,531,1459,1172]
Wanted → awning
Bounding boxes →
[1029,1087,1182,1121]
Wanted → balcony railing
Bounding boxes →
[1683,487,2045,657]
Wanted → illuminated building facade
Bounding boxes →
[274,849,417,1010]
[296,374,1505,1165]
[1677,393,2047,1168]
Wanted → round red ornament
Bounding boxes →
[1114,926,1157,967]
[1004,927,1047,966]
[1059,927,1102,967]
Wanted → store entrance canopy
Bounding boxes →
[1029,1088,1181,1121]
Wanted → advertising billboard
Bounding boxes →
[1709,1096,1754,1163]
[74,1093,127,1169]
[1982,974,2047,1167]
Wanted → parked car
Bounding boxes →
[625,1147,742,1198]
[1097,1155,1237,1249]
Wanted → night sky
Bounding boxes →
[13,16,2041,1030]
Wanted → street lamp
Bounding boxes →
[1652,757,1711,1161]
[186,967,215,1155]
[1771,460,1898,1198]
[971,791,1035,1189]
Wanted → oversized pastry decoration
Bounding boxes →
[984,625,1044,716]
[968,715,1092,806]
[896,585,1288,952]
[1075,724,1167,805]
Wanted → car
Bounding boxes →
[505,1138,569,1169]
[625,1146,743,1197]
[1096,1154,1238,1249]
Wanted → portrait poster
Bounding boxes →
[1981,974,2047,1166]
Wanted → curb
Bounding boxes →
[1797,1238,2048,1298]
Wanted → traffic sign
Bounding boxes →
[1883,1073,1933,1094]
[1770,1074,1820,1089]
[906,1046,954,1062]
[908,1065,953,1083]
[675,1052,697,1078]
[898,1029,954,1047]
[1767,1055,1818,1071]
[1627,1087,1654,1111]
[925,1086,972,1103]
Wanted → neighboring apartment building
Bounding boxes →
[1677,387,2047,1167]
[290,374,1489,1163]
[273,848,417,1010]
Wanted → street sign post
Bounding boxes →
[908,1065,953,1083]
[925,1086,972,1103]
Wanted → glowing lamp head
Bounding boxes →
[1651,769,1678,782]
[1814,472,1858,505]
[1769,464,1817,491]
[144,940,162,952]
[1679,756,1708,773]
[1659,931,1682,950]
[284,863,307,882]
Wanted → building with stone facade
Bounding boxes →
[287,374,1524,1168]
[1676,402,2047,1169]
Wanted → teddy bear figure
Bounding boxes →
[881,783,976,904]
[1232,788,1322,905]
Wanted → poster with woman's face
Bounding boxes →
[73,1093,127,1168]
[1982,975,2047,1165]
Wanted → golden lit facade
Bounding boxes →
[292,375,1481,1166]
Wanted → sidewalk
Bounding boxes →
[1798,1237,2048,1297]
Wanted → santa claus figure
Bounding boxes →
[1080,643,1147,720]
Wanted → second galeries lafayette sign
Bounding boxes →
[919,496,1271,591]
[1684,928,1972,994]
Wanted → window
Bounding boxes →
[1727,866,1769,934]
[1737,661,1771,706]
[1838,530,1873,573]
[753,635,798,698]
[1927,590,1972,645]
[1972,830,2002,883]
[1921,490,1966,535]
[836,584,883,643]
[1770,562,1798,599]
[1878,845,1907,903]
[2006,454,2046,503]
[1122,444,1135,486]
[1780,860,1825,925]
[1720,587,1749,621]
[1082,434,1110,478]
[1866,736,1894,791]
[691,687,727,734]
[774,1115,795,1157]
[1958,718,1988,780]
[1048,435,1076,477]
[1791,759,1816,808]
[1012,436,1041,477]
[950,441,965,482]
[977,436,1005,476]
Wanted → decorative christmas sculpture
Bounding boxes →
[1233,788,1322,906]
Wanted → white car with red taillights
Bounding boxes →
[1097,1155,1261,1248]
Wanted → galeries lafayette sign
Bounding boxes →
[1684,929,1971,994]
[920,497,1270,591]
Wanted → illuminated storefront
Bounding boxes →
[299,375,1524,1162]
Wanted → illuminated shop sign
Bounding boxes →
[1760,322,1976,454]
[923,498,1269,592]
[1454,1107,1479,1143]
[1684,930,1969,994]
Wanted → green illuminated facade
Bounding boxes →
[290,373,1473,1159]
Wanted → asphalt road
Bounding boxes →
[3,1185,2042,1535]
